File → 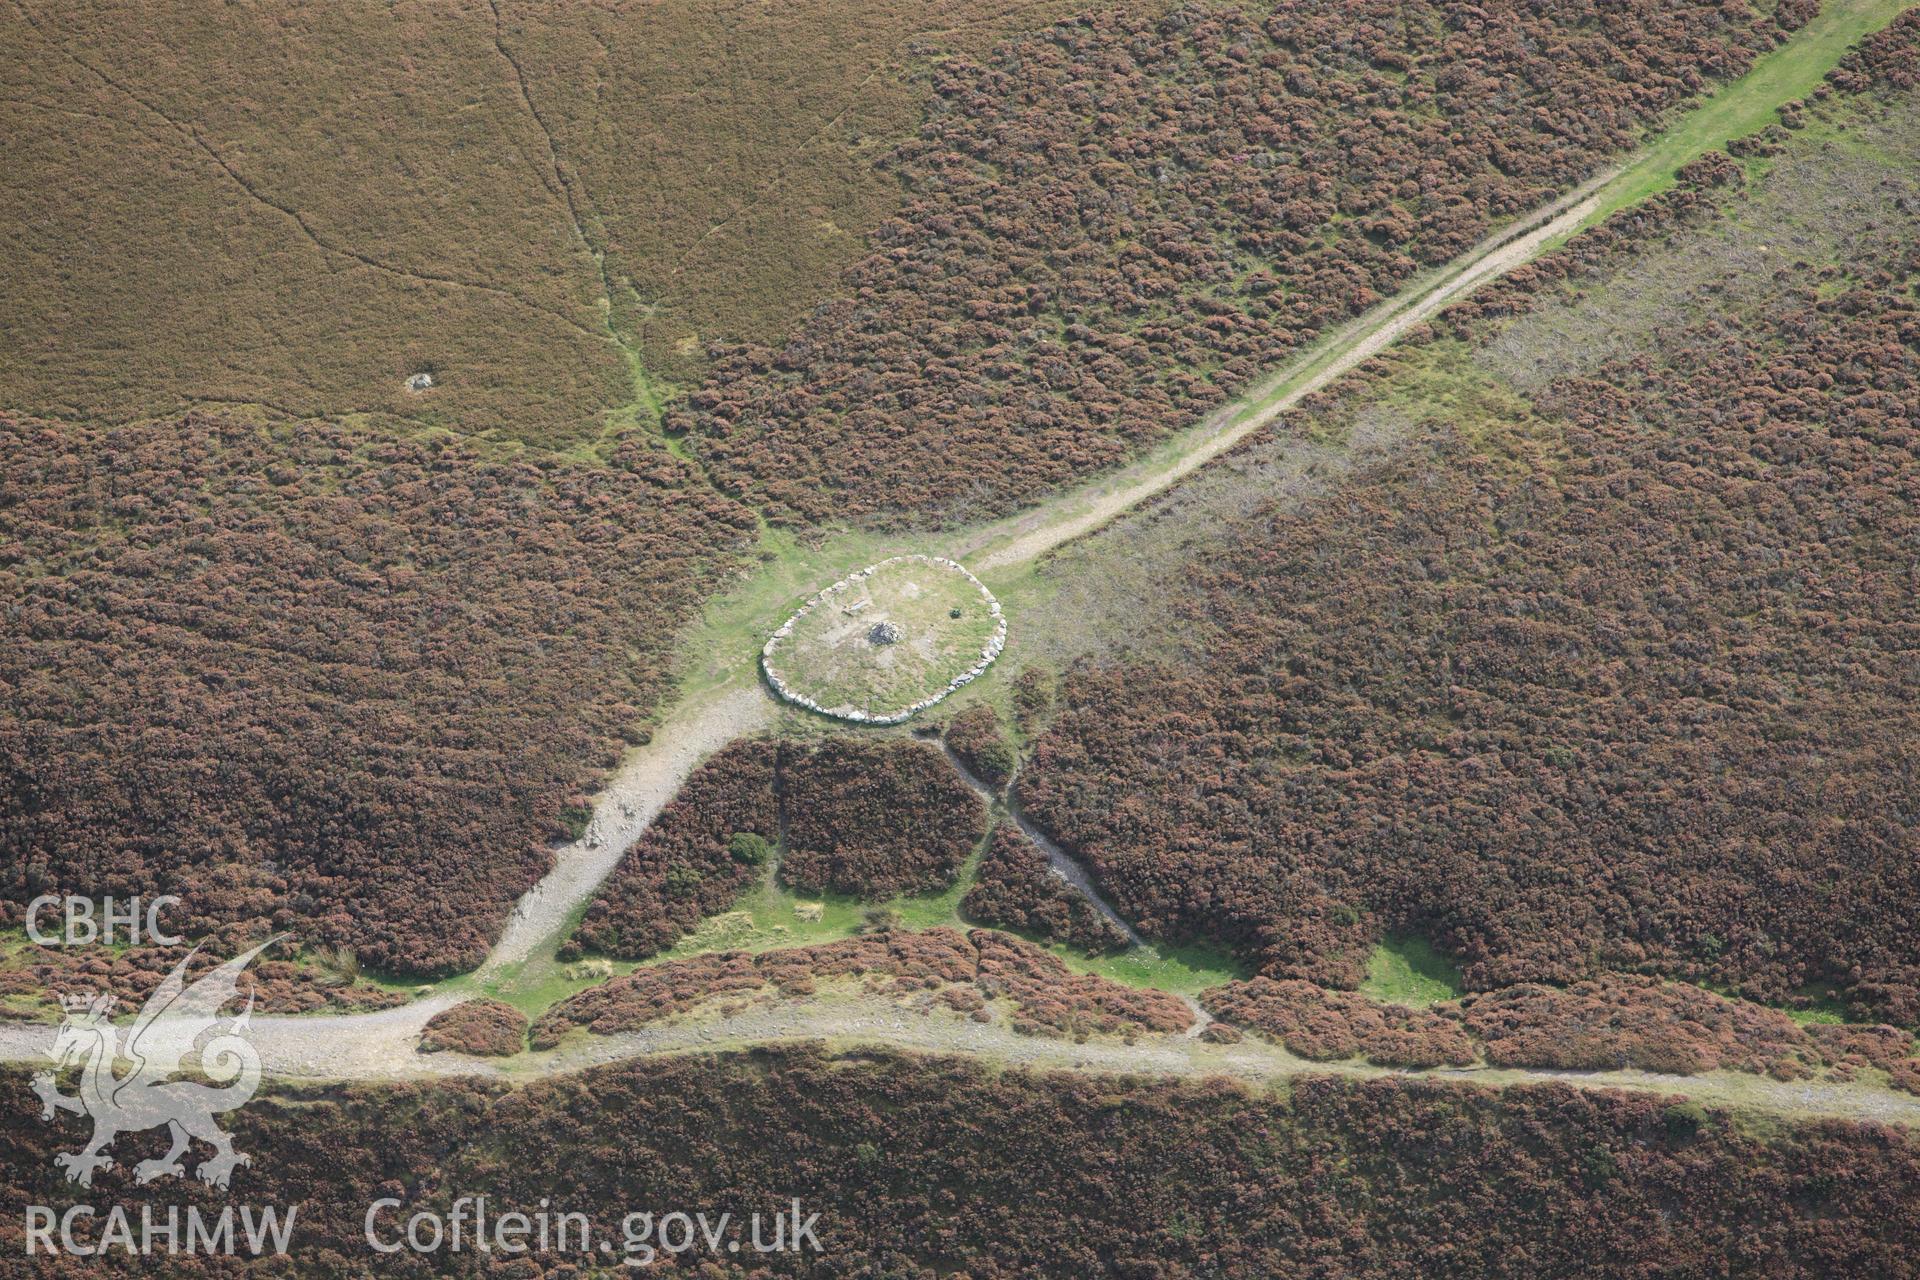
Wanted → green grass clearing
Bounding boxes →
[674,522,936,705]
[1780,982,1852,1026]
[1361,937,1466,1007]
[1049,938,1245,998]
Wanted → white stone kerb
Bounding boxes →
[760,555,1007,725]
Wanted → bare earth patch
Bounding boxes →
[762,556,1004,723]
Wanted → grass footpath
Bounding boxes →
[459,0,1917,1027]
[1580,0,1915,225]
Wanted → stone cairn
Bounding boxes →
[761,554,1008,725]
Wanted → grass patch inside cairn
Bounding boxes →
[762,556,1003,723]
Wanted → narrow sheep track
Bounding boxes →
[456,162,1617,999]
[12,71,1915,1132]
[934,738,1143,947]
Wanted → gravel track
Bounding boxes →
[479,681,774,975]
[960,171,1612,573]
[482,165,1609,994]
[13,157,1902,1136]
[7,991,1914,1129]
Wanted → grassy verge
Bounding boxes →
[372,0,1919,1034]
[673,523,927,705]
[1049,939,1245,998]
[1580,0,1913,226]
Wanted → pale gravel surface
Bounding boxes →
[8,991,1912,1128]
[1001,793,1142,947]
[480,681,774,974]
[553,994,1920,1129]
[12,164,1912,1133]
[936,739,1142,947]
[958,170,1613,574]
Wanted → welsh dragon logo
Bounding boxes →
[31,938,281,1189]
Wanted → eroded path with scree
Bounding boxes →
[9,4,1910,1131]
[4,988,1915,1130]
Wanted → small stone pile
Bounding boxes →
[868,621,902,646]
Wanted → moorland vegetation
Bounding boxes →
[1015,21,1920,1022]
[4,1050,1917,1276]
[1,0,1829,987]
[674,0,1809,524]
[961,825,1134,954]
[417,998,530,1057]
[1,0,1096,442]
[0,415,753,975]
[576,738,986,960]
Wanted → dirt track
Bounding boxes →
[5,133,1897,1131]
[5,990,1915,1129]
[479,681,774,974]
[961,171,1611,573]
[470,166,1614,989]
